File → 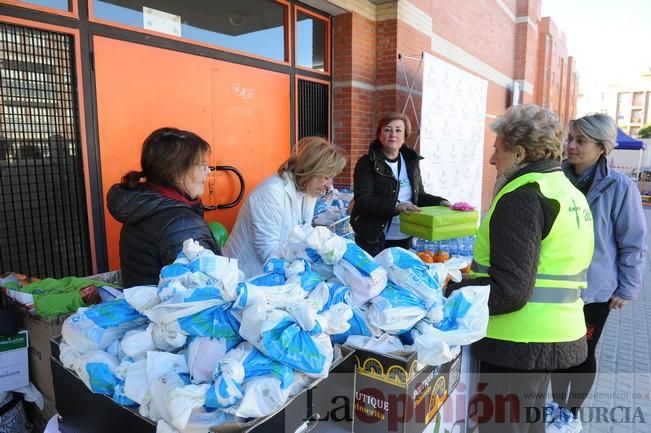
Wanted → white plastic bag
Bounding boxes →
[238,303,333,377]
[124,285,160,312]
[411,285,489,366]
[233,282,306,310]
[344,334,405,354]
[61,299,146,353]
[187,337,229,384]
[73,350,121,395]
[374,248,445,308]
[121,325,156,359]
[229,377,291,418]
[366,283,428,334]
[333,242,387,306]
[205,341,294,412]
[124,359,148,404]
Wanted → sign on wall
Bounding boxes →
[419,53,488,209]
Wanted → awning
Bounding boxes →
[616,128,646,150]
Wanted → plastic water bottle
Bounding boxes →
[448,238,459,256]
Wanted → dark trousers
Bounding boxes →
[551,302,611,415]
[354,235,411,256]
[473,362,550,433]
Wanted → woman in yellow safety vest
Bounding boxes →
[450,104,594,433]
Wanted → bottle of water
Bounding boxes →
[448,238,459,256]
[463,235,476,257]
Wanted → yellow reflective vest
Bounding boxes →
[470,170,594,343]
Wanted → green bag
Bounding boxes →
[208,221,229,248]
[399,206,478,241]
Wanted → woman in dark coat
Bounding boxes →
[107,127,219,287]
[351,112,448,256]
[450,104,593,433]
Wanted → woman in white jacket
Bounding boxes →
[223,136,347,277]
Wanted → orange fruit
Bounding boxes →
[432,250,450,263]
[417,252,434,263]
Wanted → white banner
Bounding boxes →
[419,53,488,209]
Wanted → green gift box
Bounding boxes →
[399,206,478,241]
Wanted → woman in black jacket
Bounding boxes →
[449,105,592,433]
[351,112,448,256]
[107,127,219,287]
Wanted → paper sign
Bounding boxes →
[143,6,181,37]
[420,53,488,209]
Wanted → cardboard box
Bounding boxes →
[1,294,68,400]
[352,349,461,433]
[0,330,29,392]
[400,206,478,241]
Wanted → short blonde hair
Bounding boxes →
[278,136,347,191]
[569,113,617,156]
[376,112,412,139]
[491,104,563,162]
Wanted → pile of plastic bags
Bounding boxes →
[312,188,353,227]
[59,227,489,433]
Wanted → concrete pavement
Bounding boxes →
[581,208,651,433]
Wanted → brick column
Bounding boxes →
[332,11,377,187]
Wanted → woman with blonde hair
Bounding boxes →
[448,104,594,433]
[223,136,347,276]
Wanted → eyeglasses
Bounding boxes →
[196,162,213,173]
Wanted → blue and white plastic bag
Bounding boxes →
[62,298,147,353]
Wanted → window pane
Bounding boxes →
[92,0,287,62]
[296,12,326,71]
[298,79,328,139]
[19,0,69,11]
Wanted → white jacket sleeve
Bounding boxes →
[249,189,287,265]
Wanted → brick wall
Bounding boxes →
[533,16,575,126]
[332,11,377,186]
[329,0,577,208]
[430,0,516,78]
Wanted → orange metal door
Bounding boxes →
[93,36,291,270]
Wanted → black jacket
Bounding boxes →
[351,140,447,244]
[450,160,587,370]
[107,184,219,287]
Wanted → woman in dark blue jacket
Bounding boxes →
[107,128,219,287]
[351,112,448,256]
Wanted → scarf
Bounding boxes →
[562,157,604,196]
[148,183,200,205]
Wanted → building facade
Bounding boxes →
[577,69,651,137]
[0,0,577,276]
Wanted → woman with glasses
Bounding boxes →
[548,114,647,433]
[223,136,347,277]
[107,127,219,287]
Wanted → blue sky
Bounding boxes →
[541,0,651,89]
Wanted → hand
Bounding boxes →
[397,202,421,213]
[440,200,451,207]
[609,296,629,310]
